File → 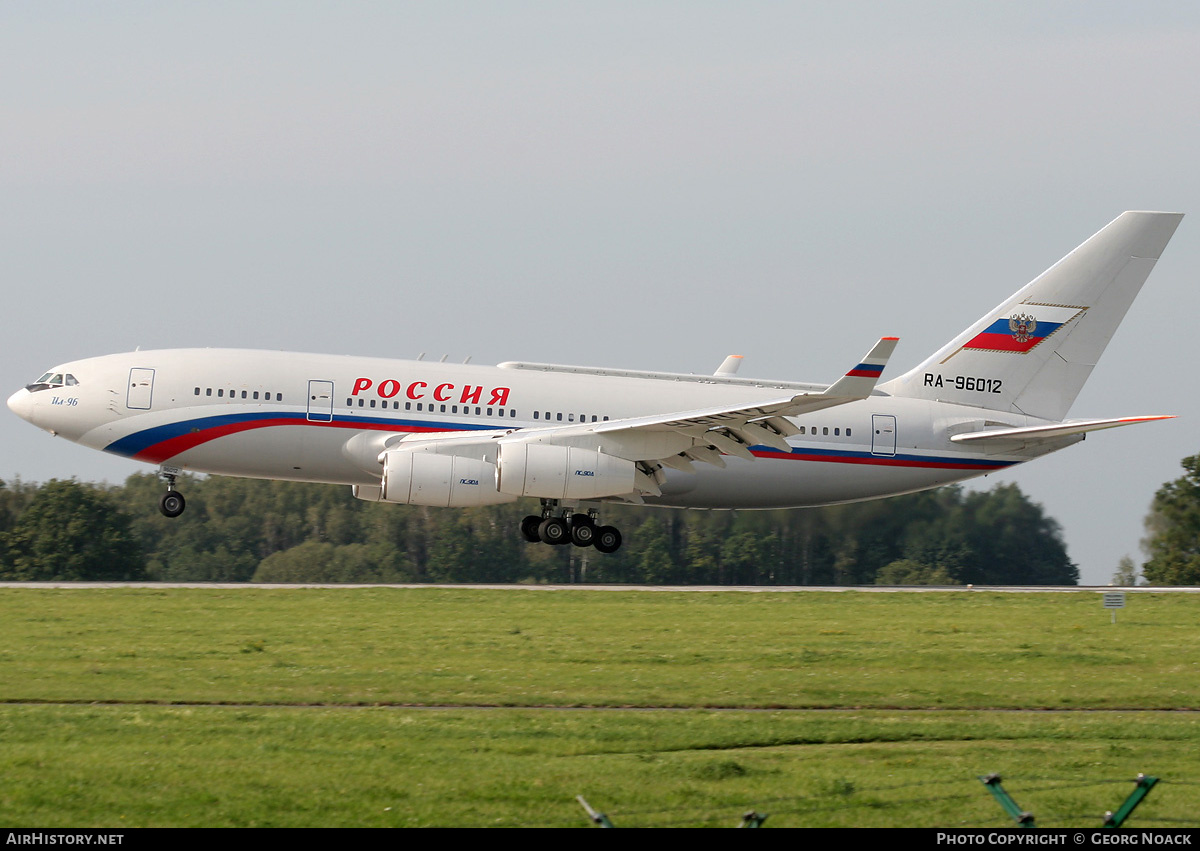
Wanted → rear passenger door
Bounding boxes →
[871,414,897,456]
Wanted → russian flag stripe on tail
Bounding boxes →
[961,305,1084,354]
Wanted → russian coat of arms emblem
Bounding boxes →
[1008,313,1038,344]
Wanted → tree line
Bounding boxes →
[1140,453,1200,585]
[0,471,1086,585]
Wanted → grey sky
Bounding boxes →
[3,2,1198,583]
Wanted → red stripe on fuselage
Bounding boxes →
[749,448,1009,470]
[128,417,1008,473]
[130,418,453,464]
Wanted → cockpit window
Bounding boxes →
[26,372,78,393]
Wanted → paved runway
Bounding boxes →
[2,582,1196,592]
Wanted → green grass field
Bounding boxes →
[1,587,1197,827]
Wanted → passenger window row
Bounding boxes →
[533,411,609,422]
[339,398,611,424]
[345,398,519,419]
[798,425,851,437]
[195,387,283,401]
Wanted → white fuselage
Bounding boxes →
[6,348,1068,509]
[10,211,1182,543]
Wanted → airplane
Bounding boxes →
[7,211,1183,553]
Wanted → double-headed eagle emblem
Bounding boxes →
[1009,313,1038,344]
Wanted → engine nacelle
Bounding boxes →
[352,484,383,502]
[380,448,517,507]
[496,443,636,500]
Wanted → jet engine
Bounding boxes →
[496,443,636,500]
[379,447,517,507]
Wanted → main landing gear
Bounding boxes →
[520,502,622,553]
[158,469,186,518]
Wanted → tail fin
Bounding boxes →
[880,211,1183,420]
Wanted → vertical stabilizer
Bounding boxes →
[880,212,1183,421]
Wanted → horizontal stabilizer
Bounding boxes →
[950,415,1174,444]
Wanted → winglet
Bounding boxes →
[714,355,744,376]
[823,337,899,398]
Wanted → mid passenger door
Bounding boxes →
[307,380,334,422]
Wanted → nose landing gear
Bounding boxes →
[158,467,186,518]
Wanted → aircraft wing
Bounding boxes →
[492,337,898,494]
[372,337,898,500]
[591,335,897,449]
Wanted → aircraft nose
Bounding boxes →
[7,388,34,423]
